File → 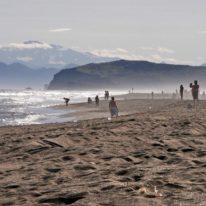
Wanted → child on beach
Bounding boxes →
[109,97,119,118]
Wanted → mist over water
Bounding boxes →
[0,90,127,126]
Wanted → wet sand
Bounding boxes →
[0,97,206,205]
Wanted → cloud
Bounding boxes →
[151,54,194,65]
[139,47,154,51]
[157,47,174,54]
[139,46,174,54]
[7,42,52,49]
[91,48,143,60]
[16,56,33,62]
[49,28,72,32]
[91,48,193,65]
[151,54,177,63]
[200,31,206,34]
[92,48,150,61]
[196,56,203,60]
[115,48,128,53]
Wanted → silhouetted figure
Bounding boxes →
[88,97,92,104]
[202,91,206,99]
[104,90,109,100]
[95,95,99,106]
[63,97,70,106]
[190,80,199,104]
[161,91,164,99]
[109,97,118,117]
[104,91,107,100]
[107,91,109,100]
[180,85,184,100]
[151,91,154,100]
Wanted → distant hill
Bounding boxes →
[0,41,117,69]
[0,62,61,89]
[48,60,206,90]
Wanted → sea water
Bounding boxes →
[0,90,126,126]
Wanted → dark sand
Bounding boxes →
[0,97,206,205]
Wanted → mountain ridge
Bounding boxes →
[48,60,206,90]
[0,62,60,89]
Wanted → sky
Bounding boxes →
[0,0,206,65]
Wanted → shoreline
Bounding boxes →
[52,92,179,122]
[0,91,202,127]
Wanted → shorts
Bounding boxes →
[192,91,198,100]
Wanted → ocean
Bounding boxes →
[0,90,126,126]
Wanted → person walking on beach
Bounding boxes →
[95,95,99,106]
[109,96,119,118]
[190,80,199,104]
[63,97,70,106]
[106,91,109,100]
[180,85,184,100]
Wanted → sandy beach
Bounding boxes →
[0,96,206,205]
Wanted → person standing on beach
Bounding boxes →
[104,91,107,100]
[109,97,119,118]
[95,95,99,106]
[190,80,199,104]
[104,91,109,100]
[161,91,164,99]
[107,91,109,100]
[180,85,184,100]
[88,97,92,104]
[151,91,154,100]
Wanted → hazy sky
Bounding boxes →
[0,0,206,65]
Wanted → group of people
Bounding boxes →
[179,80,199,104]
[150,80,200,103]
[63,81,200,119]
[87,92,118,117]
[64,92,118,118]
[87,95,100,106]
